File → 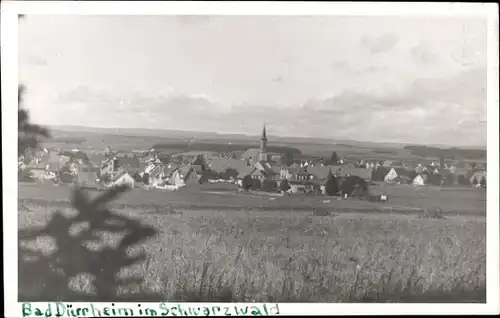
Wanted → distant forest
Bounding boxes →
[52,137,87,144]
[404,145,486,160]
[153,143,303,155]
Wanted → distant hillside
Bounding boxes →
[49,125,486,152]
[404,145,486,161]
[152,142,302,155]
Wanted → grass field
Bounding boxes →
[18,182,486,302]
[18,182,486,216]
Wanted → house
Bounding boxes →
[236,166,256,186]
[253,161,281,181]
[109,171,135,188]
[287,180,319,194]
[470,171,486,186]
[371,166,391,182]
[148,164,167,187]
[384,167,415,183]
[170,165,202,187]
[100,157,119,177]
[412,174,428,186]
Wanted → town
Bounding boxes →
[18,124,487,201]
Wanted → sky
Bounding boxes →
[19,15,488,147]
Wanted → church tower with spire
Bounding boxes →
[259,124,268,162]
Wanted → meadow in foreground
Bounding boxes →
[18,199,486,303]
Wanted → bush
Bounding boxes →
[241,175,253,190]
[324,170,339,196]
[280,179,291,192]
[262,180,277,192]
[251,178,262,191]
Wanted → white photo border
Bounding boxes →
[2,1,499,316]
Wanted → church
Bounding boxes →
[240,125,283,164]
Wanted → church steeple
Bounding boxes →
[259,124,268,162]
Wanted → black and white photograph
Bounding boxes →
[3,1,499,314]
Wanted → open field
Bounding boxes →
[18,195,486,302]
[18,182,486,217]
[18,182,486,302]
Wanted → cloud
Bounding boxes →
[360,33,399,54]
[411,41,440,65]
[331,61,351,72]
[50,66,486,146]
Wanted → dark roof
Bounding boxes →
[118,157,141,169]
[237,167,256,178]
[241,148,262,159]
[207,158,249,173]
[191,164,203,174]
[88,153,106,166]
[338,167,372,180]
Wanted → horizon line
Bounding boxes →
[48,124,487,150]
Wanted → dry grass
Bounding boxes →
[19,202,486,303]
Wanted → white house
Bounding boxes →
[384,168,398,182]
[412,174,427,186]
[110,171,135,188]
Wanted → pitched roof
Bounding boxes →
[237,167,256,178]
[164,165,179,178]
[148,164,165,179]
[307,165,341,181]
[112,170,133,183]
[118,157,141,169]
[241,148,262,160]
[470,171,486,181]
[337,167,372,180]
[207,158,249,174]
[178,166,192,177]
[87,153,106,167]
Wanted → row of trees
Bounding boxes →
[238,168,366,197]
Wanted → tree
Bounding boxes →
[251,178,262,190]
[329,151,339,165]
[442,173,456,186]
[203,168,221,181]
[324,169,339,196]
[457,175,469,186]
[193,154,206,168]
[472,177,478,187]
[18,84,50,156]
[142,172,150,185]
[242,175,253,190]
[222,168,239,180]
[262,179,277,192]
[280,179,291,192]
[480,176,486,187]
[340,175,368,198]
[281,151,294,166]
